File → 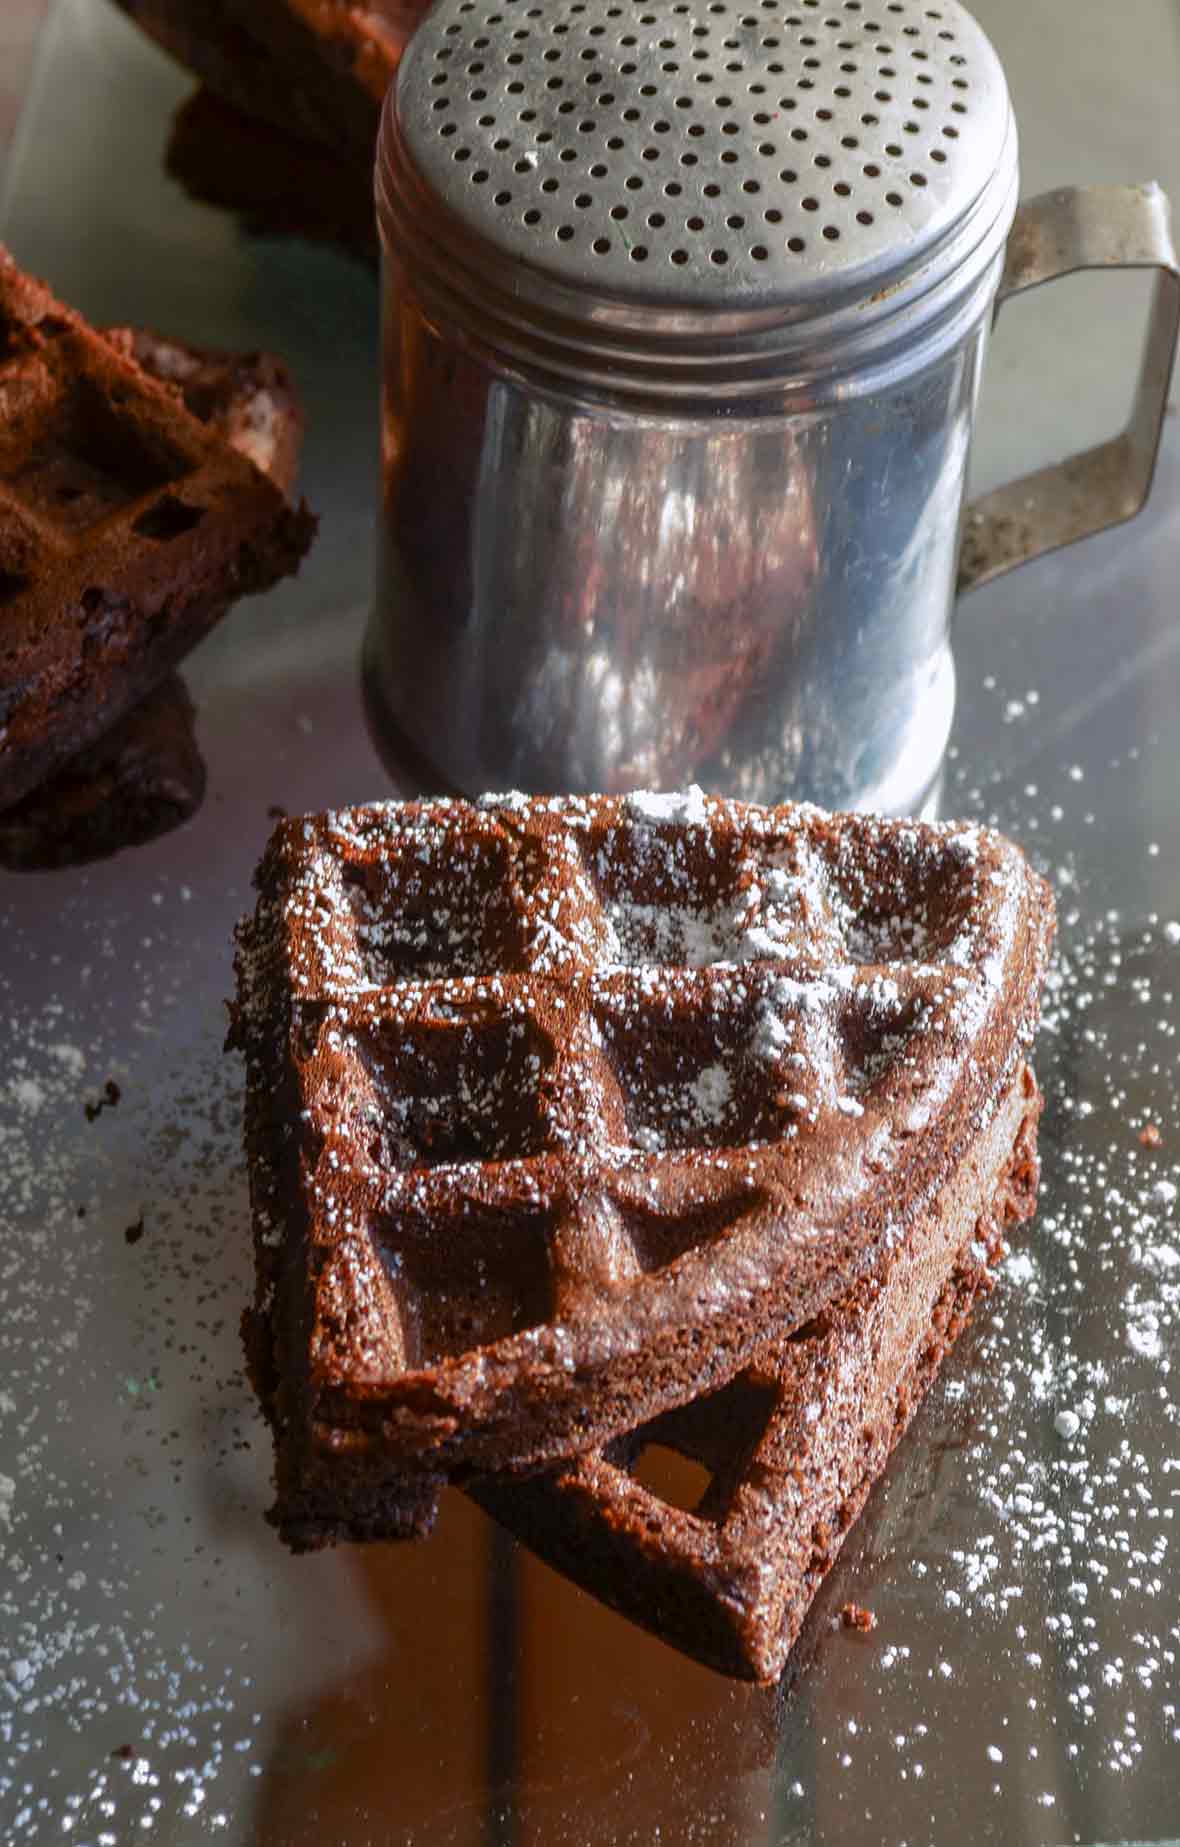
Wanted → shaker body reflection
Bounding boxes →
[367,266,989,814]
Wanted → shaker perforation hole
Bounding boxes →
[413,0,989,281]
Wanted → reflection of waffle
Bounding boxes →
[233,791,1054,1551]
[166,89,377,263]
[0,248,315,809]
[0,674,204,870]
[472,1069,1042,1681]
[0,328,306,868]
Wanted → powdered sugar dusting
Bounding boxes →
[624,786,709,826]
[0,874,283,1843]
[5,772,1172,1842]
[690,1062,732,1124]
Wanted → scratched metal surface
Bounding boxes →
[2,2,1180,1843]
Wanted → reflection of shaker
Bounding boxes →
[468,408,817,792]
[367,0,1178,815]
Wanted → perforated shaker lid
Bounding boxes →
[387,0,1015,325]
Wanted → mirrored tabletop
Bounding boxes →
[2,2,1179,1842]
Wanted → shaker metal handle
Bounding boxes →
[957,183,1180,594]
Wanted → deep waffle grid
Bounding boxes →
[0,248,314,805]
[102,328,305,496]
[0,329,305,871]
[471,1064,1042,1679]
[2,282,233,597]
[240,789,1049,1490]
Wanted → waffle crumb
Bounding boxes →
[84,1078,121,1122]
[839,1602,878,1633]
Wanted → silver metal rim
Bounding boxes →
[381,0,1016,365]
[377,104,1016,401]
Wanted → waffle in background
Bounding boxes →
[0,265,314,864]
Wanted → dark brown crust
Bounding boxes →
[166,90,377,264]
[469,1067,1043,1682]
[103,327,307,500]
[0,327,306,868]
[0,246,316,811]
[231,794,1055,1548]
[110,0,405,168]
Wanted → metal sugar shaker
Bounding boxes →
[367,0,1178,814]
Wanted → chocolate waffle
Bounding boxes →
[232,791,1054,1550]
[0,247,316,810]
[103,327,306,501]
[0,327,306,868]
[112,0,407,169]
[471,1065,1043,1681]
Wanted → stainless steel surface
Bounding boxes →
[392,0,1012,310]
[4,2,1180,1844]
[959,182,1180,590]
[371,0,1027,813]
[366,314,984,811]
[0,0,51,156]
[370,0,1175,813]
